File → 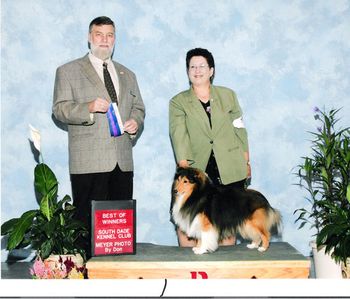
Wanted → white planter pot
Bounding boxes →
[311,241,342,278]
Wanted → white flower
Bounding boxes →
[29,124,41,152]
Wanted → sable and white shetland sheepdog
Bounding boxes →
[170,167,282,255]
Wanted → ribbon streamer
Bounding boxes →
[107,103,124,137]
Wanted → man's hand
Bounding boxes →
[124,118,138,135]
[88,98,110,113]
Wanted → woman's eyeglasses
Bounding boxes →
[188,64,209,71]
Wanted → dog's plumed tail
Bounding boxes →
[266,207,282,239]
[267,208,283,236]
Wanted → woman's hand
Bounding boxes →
[247,162,251,178]
[178,160,189,168]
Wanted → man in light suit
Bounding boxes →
[53,16,145,252]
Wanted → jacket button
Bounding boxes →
[210,141,213,144]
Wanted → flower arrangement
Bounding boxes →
[30,255,86,279]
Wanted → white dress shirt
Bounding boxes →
[88,52,120,98]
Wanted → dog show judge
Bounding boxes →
[52,16,145,252]
[169,48,251,247]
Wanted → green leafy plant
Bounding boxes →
[294,107,350,264]
[1,126,88,260]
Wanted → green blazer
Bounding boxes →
[169,85,249,184]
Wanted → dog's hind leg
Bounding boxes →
[246,229,261,250]
[239,220,261,249]
[258,229,270,252]
[247,240,260,249]
[258,208,281,251]
[241,208,271,251]
[253,209,271,252]
[254,209,271,252]
[245,227,270,252]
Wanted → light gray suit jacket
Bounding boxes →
[53,54,145,174]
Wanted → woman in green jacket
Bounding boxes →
[169,48,251,247]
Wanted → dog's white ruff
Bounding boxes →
[172,194,201,239]
[172,194,219,254]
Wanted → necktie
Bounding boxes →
[103,62,118,105]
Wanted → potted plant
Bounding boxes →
[294,107,350,278]
[1,126,88,278]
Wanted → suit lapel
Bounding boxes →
[210,87,226,136]
[113,62,126,106]
[187,88,212,138]
[188,86,227,137]
[79,54,110,100]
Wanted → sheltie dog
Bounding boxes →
[170,167,282,254]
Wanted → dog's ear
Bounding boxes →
[175,166,189,176]
[175,166,185,178]
[175,166,182,174]
[194,169,209,187]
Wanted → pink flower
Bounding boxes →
[30,255,86,279]
[30,257,46,278]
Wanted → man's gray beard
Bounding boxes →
[90,43,113,60]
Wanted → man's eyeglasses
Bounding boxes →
[189,64,209,71]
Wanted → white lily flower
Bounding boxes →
[29,124,41,152]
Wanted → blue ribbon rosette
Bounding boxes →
[106,103,124,137]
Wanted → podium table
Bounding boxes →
[86,242,310,279]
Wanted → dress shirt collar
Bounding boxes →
[88,52,119,96]
[88,52,112,68]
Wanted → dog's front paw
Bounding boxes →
[192,246,208,255]
[247,242,259,249]
[258,246,267,252]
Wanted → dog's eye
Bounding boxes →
[183,179,188,183]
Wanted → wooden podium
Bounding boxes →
[86,242,310,279]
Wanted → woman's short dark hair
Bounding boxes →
[89,16,115,32]
[186,48,215,83]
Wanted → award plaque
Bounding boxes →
[91,200,136,256]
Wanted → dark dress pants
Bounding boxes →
[70,163,133,257]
